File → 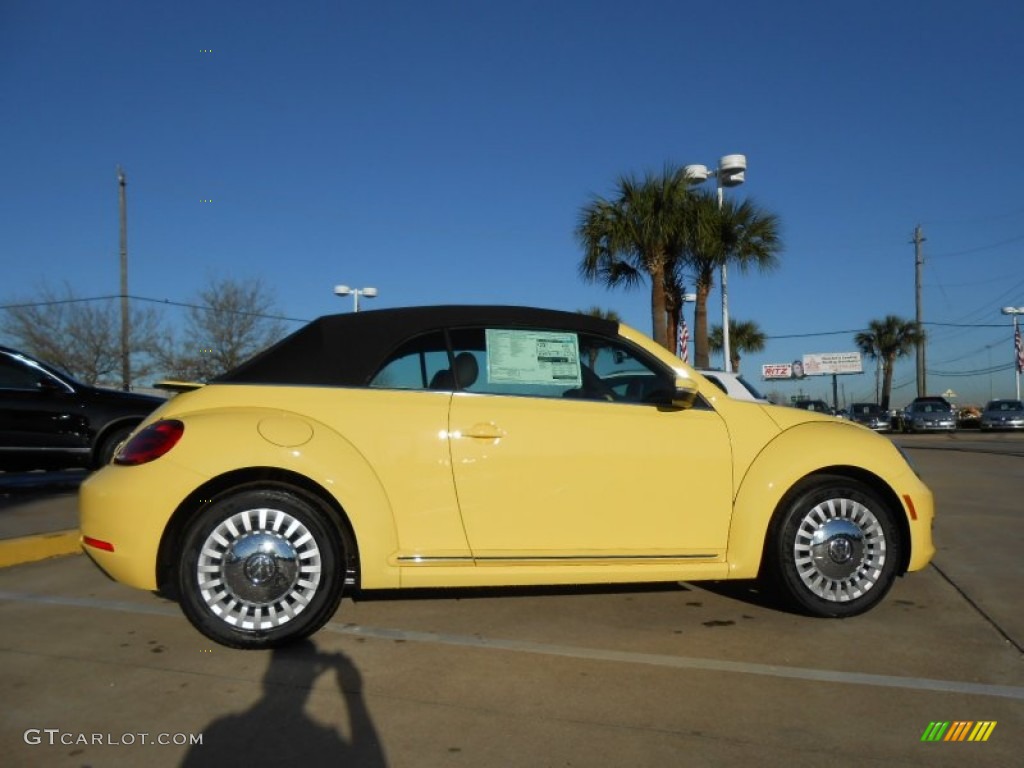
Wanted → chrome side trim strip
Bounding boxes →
[397,553,718,566]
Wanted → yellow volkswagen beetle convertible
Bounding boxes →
[80,306,934,649]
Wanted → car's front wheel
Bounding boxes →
[177,487,345,649]
[767,475,901,618]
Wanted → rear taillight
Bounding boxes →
[114,420,184,465]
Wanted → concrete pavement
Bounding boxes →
[0,490,79,568]
[1,435,1022,766]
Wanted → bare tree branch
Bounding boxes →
[156,277,288,381]
[2,282,162,385]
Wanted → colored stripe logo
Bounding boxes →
[921,721,997,742]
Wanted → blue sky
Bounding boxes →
[2,0,1023,406]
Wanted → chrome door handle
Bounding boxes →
[461,422,505,439]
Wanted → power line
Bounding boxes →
[128,295,310,324]
[765,328,867,340]
[0,293,310,325]
[2,295,1010,338]
[925,321,1008,329]
[0,295,123,309]
[929,232,1024,259]
[928,362,1014,377]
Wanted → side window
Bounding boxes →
[449,327,581,398]
[446,327,672,404]
[582,334,674,404]
[368,332,450,390]
[0,355,47,390]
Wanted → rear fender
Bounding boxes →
[158,408,399,588]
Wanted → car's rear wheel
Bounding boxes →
[177,488,345,649]
[768,475,901,617]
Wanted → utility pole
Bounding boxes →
[118,167,131,391]
[912,224,926,397]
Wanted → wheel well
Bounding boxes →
[155,467,359,597]
[93,419,141,456]
[764,466,912,576]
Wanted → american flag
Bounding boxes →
[677,318,690,363]
[1016,323,1023,374]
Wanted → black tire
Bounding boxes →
[94,425,135,468]
[177,488,345,649]
[767,475,901,618]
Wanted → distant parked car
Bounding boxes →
[903,400,957,433]
[698,370,769,403]
[979,399,1024,431]
[793,399,834,415]
[0,346,164,470]
[847,403,890,432]
[904,395,953,412]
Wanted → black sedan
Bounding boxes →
[0,346,164,470]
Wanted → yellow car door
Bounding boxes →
[445,326,733,563]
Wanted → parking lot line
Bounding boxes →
[1,588,1021,702]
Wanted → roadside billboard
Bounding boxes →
[762,352,863,380]
[802,352,863,376]
[762,363,795,380]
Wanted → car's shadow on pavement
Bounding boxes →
[352,580,689,604]
[693,579,794,613]
[180,639,388,767]
[352,578,797,615]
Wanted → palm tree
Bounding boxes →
[576,306,622,323]
[677,191,782,368]
[576,307,622,368]
[855,316,923,410]
[577,166,692,350]
[709,319,766,373]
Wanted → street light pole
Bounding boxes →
[117,166,131,391]
[334,285,378,312]
[913,225,927,397]
[1002,306,1024,400]
[684,155,747,372]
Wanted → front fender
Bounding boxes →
[725,421,934,578]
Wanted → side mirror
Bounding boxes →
[670,377,698,409]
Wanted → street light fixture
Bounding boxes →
[1001,306,1024,400]
[334,284,378,312]
[684,154,747,373]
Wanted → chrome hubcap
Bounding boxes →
[794,497,886,602]
[197,507,323,631]
[223,532,300,603]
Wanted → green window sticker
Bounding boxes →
[485,329,582,387]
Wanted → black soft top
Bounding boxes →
[215,305,618,387]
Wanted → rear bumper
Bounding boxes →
[79,461,206,591]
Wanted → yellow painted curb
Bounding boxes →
[0,530,81,568]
